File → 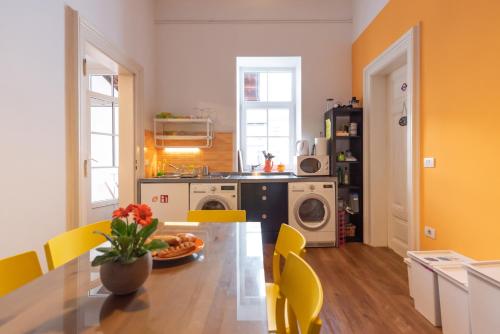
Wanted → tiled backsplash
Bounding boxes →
[144,130,234,177]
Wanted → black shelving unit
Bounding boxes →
[324,107,363,243]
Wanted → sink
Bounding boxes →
[155,173,182,179]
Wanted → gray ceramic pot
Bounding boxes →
[100,252,152,295]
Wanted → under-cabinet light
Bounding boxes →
[163,147,200,154]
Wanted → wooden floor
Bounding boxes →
[263,243,442,334]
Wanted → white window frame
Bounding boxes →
[88,75,119,207]
[239,67,296,171]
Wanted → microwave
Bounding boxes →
[294,155,330,176]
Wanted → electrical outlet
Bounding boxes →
[424,226,436,239]
[424,157,435,168]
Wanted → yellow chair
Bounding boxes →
[266,224,307,332]
[187,210,246,223]
[0,251,43,297]
[44,220,111,270]
[275,252,323,334]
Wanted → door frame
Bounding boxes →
[65,6,144,229]
[362,25,420,251]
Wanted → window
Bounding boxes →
[239,63,298,170]
[88,75,119,204]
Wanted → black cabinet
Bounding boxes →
[240,183,288,243]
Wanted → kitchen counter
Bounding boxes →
[139,173,336,184]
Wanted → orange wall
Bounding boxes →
[353,0,500,259]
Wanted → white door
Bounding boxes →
[86,74,120,223]
[387,65,409,256]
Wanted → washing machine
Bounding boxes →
[288,181,336,246]
[190,183,238,210]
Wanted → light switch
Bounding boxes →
[424,157,435,168]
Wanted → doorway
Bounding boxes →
[363,26,420,255]
[65,8,144,230]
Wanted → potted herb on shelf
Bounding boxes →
[92,204,167,295]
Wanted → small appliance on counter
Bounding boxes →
[314,137,328,156]
[296,140,310,156]
[294,155,329,176]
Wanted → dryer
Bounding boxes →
[190,183,238,210]
[288,181,336,246]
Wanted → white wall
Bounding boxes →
[352,0,389,41]
[0,0,155,268]
[154,0,352,141]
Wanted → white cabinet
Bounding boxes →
[140,183,189,222]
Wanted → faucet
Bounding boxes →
[168,163,181,172]
[250,164,261,172]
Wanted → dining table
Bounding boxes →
[0,222,268,333]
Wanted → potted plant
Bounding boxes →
[91,204,168,295]
[262,151,275,173]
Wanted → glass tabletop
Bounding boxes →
[0,222,267,333]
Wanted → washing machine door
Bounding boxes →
[294,194,331,230]
[196,196,230,210]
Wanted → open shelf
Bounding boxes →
[154,118,214,148]
[325,107,364,244]
[154,118,213,123]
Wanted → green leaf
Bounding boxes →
[95,247,115,253]
[120,256,138,264]
[128,221,138,236]
[138,219,158,241]
[111,218,127,236]
[94,231,118,247]
[91,254,119,266]
[144,239,167,251]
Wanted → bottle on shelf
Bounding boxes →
[336,167,344,185]
[343,167,349,185]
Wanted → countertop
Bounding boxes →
[139,173,337,184]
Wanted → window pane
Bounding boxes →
[91,167,118,203]
[114,136,119,167]
[90,75,113,96]
[246,108,267,136]
[268,72,292,102]
[91,105,113,134]
[268,108,289,136]
[244,73,259,101]
[258,72,268,102]
[113,76,119,98]
[114,106,119,135]
[91,134,113,167]
[268,137,289,165]
[246,137,267,166]
[246,108,266,123]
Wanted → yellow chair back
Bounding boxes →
[187,210,246,223]
[0,251,43,297]
[272,224,306,284]
[44,220,111,270]
[276,252,323,334]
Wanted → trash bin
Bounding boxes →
[404,258,414,298]
[466,261,500,334]
[435,264,471,334]
[407,250,473,326]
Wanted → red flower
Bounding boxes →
[133,204,153,226]
[112,207,130,218]
[126,204,138,213]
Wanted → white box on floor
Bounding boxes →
[404,258,414,298]
[435,264,471,334]
[466,261,500,334]
[407,250,473,326]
